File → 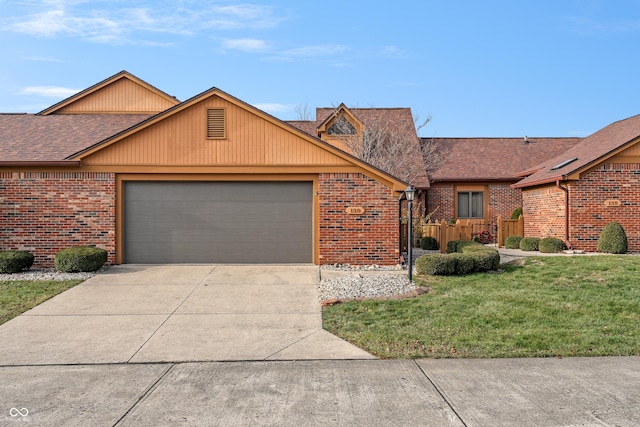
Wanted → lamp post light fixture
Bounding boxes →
[405,186,416,282]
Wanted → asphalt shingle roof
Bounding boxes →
[0,114,152,161]
[426,137,582,183]
[514,114,640,188]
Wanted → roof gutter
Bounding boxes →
[0,161,81,167]
[556,180,572,250]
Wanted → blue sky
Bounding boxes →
[1,0,639,137]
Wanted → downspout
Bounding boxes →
[398,194,405,263]
[556,180,572,249]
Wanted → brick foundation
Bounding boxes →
[0,172,116,267]
[318,173,399,265]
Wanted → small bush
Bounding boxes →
[415,254,456,276]
[446,240,475,254]
[504,235,523,249]
[519,237,540,251]
[511,207,523,220]
[461,245,501,271]
[539,237,565,253]
[597,222,628,254]
[450,253,475,275]
[420,237,439,250]
[0,250,35,274]
[54,246,107,273]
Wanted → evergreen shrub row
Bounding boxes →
[0,246,108,274]
[416,241,500,276]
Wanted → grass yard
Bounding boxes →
[323,256,640,359]
[0,280,82,325]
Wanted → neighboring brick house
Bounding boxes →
[423,137,581,230]
[513,114,640,252]
[0,71,409,267]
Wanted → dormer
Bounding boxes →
[316,104,364,152]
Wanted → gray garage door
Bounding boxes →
[124,181,312,263]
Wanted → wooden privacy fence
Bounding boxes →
[496,215,524,247]
[403,215,524,253]
[422,220,489,253]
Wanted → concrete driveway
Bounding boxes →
[0,265,373,365]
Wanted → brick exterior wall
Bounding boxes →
[1,171,401,267]
[427,182,522,226]
[0,172,116,267]
[426,183,455,222]
[318,173,399,265]
[522,185,566,240]
[488,184,522,224]
[569,163,640,252]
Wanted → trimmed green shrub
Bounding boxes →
[597,222,628,254]
[504,235,523,249]
[519,237,540,251]
[446,240,476,254]
[415,254,456,276]
[0,250,35,274]
[54,246,108,273]
[420,236,439,250]
[539,237,565,253]
[511,207,523,220]
[450,253,475,275]
[461,245,500,271]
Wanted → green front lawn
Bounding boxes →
[0,280,82,325]
[323,256,640,358]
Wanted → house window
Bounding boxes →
[328,116,356,135]
[207,108,225,139]
[457,191,484,218]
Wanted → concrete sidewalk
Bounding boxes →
[1,357,638,426]
[0,264,373,365]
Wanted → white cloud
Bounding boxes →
[253,103,293,115]
[20,86,80,97]
[221,38,269,52]
[280,44,349,58]
[1,1,285,44]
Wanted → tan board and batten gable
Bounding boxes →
[10,71,406,265]
[39,71,179,115]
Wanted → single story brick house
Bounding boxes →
[0,71,409,267]
[423,137,581,228]
[513,113,640,252]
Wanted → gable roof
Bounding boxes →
[37,70,179,115]
[513,114,640,188]
[67,86,409,192]
[0,113,152,162]
[426,137,582,183]
[287,106,429,188]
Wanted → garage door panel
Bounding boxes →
[124,181,312,263]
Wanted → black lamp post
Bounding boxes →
[405,186,416,282]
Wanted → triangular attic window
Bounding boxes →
[328,116,356,135]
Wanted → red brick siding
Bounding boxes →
[522,185,566,240]
[0,172,116,267]
[319,173,399,265]
[569,164,640,252]
[488,184,522,225]
[428,183,522,227]
[426,183,455,222]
